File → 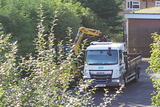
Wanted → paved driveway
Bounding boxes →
[93,59,156,107]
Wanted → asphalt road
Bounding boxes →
[92,59,156,107]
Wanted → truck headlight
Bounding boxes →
[112,79,120,82]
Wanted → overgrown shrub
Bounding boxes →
[147,32,160,106]
[0,4,124,106]
[0,8,94,105]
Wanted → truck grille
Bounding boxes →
[90,70,112,83]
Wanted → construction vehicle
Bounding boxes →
[74,27,107,55]
[74,27,142,87]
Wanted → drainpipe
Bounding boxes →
[146,1,148,8]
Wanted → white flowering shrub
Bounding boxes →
[0,5,123,107]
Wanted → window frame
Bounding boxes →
[155,1,160,6]
[126,1,140,10]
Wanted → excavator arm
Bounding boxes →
[74,27,102,55]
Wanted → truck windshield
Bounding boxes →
[86,50,118,65]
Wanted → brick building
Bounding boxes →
[121,0,160,15]
[124,7,160,57]
[120,0,160,57]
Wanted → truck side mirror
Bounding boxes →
[123,52,127,55]
[123,52,127,62]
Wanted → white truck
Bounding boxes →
[73,27,142,87]
[83,42,142,87]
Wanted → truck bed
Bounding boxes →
[127,53,142,70]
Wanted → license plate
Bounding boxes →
[96,72,105,74]
[95,84,106,87]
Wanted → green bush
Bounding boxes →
[0,10,94,105]
[0,0,40,57]
[0,6,124,105]
[0,0,106,57]
[148,32,160,106]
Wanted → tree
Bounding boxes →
[75,0,124,34]
[0,0,40,57]
[0,0,124,57]
[0,0,105,56]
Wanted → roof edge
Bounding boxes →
[125,13,160,19]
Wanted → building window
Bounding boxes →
[126,1,140,10]
[155,1,160,6]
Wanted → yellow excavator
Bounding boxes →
[67,27,106,84]
[74,27,107,55]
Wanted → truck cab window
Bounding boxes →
[86,50,118,65]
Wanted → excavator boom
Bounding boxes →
[74,27,102,55]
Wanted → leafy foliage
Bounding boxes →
[0,9,95,105]
[147,32,160,106]
[0,0,40,56]
[0,5,124,106]
[0,32,20,107]
[0,0,104,57]
[75,0,124,34]
[0,0,124,57]
[0,1,125,105]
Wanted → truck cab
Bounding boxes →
[83,42,137,87]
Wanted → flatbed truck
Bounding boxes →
[83,42,141,87]
[73,27,142,87]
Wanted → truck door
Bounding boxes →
[119,50,125,72]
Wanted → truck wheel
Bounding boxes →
[133,72,139,82]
